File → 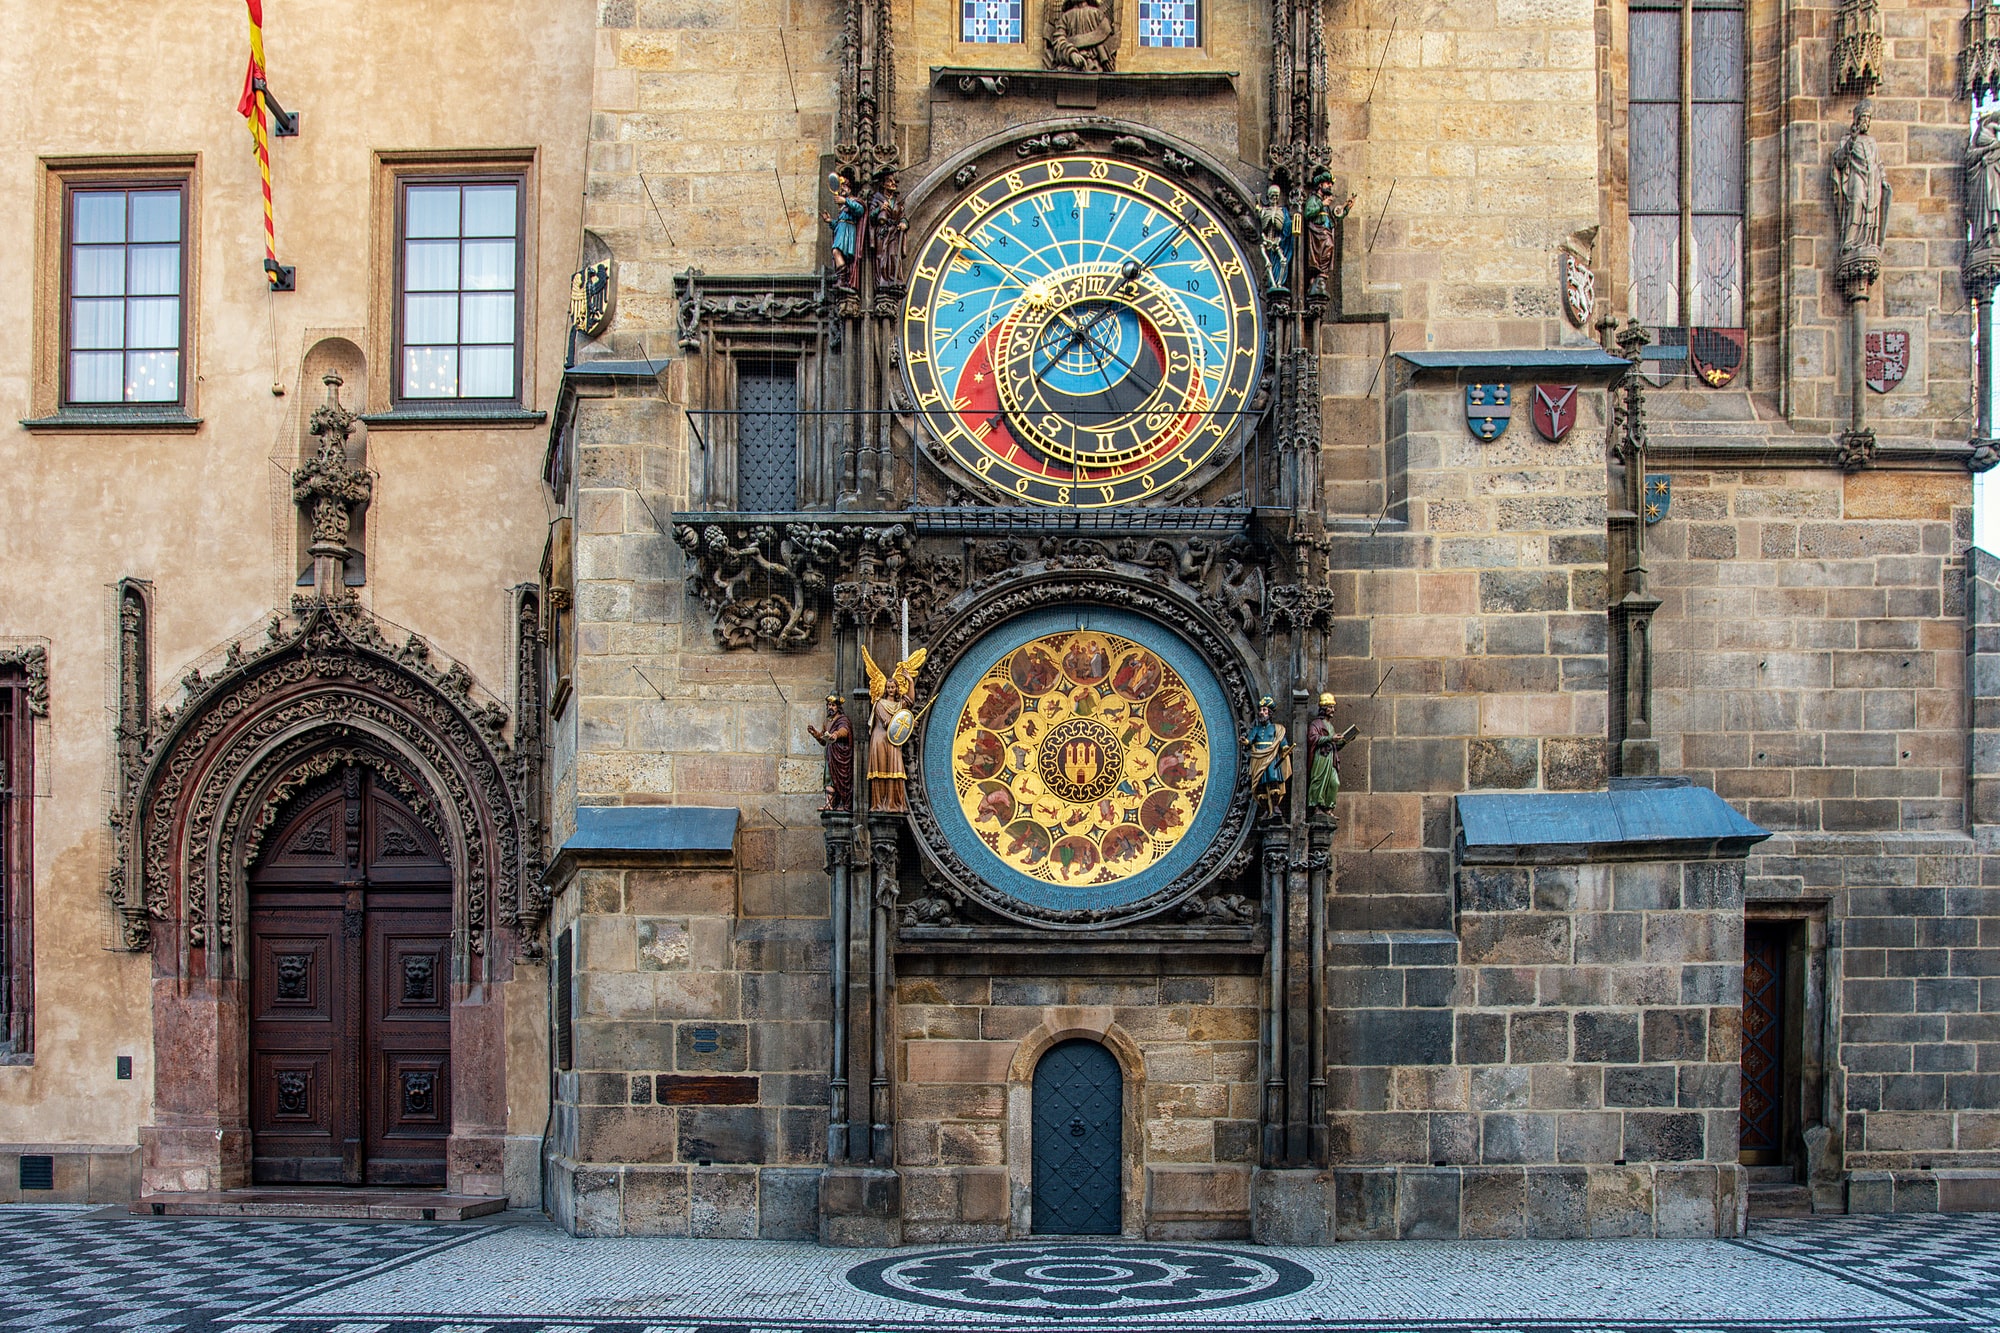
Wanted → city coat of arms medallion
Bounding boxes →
[1530,384,1579,442]
[1465,384,1511,442]
[1866,329,1909,393]
[921,607,1239,921]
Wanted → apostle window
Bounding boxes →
[396,177,525,403]
[64,184,187,406]
[1627,0,1745,329]
[1137,0,1200,47]
[961,0,1024,42]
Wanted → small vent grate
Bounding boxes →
[19,1155,54,1190]
[553,928,574,1072]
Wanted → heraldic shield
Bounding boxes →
[1466,384,1511,442]
[1561,251,1594,329]
[1644,474,1671,524]
[1866,330,1909,393]
[1530,384,1579,442]
[1690,328,1745,388]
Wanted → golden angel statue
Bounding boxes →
[863,645,927,813]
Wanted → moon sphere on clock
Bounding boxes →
[901,155,1265,508]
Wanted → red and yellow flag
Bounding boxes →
[237,0,279,285]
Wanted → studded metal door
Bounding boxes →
[736,363,798,512]
[1032,1039,1122,1234]
[1740,922,1786,1164]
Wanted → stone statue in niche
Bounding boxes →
[1969,111,2000,254]
[1302,173,1355,295]
[810,694,855,812]
[868,170,907,287]
[1044,0,1118,73]
[1257,186,1293,294]
[1305,693,1359,813]
[824,171,864,290]
[1242,694,1293,821]
[1831,100,1891,274]
[863,645,926,813]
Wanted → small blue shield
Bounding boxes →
[1465,384,1511,442]
[1644,474,1671,524]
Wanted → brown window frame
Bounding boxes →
[391,171,529,408]
[29,157,201,428]
[0,672,35,1062]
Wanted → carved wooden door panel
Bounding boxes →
[1740,922,1788,1165]
[249,767,452,1187]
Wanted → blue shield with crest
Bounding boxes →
[1465,383,1511,442]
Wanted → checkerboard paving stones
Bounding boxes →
[7,1206,2000,1333]
[0,1204,483,1333]
[1738,1213,2000,1323]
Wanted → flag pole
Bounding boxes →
[241,0,294,290]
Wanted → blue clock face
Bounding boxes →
[901,155,1265,507]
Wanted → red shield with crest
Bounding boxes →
[1530,384,1579,443]
[1866,330,1909,393]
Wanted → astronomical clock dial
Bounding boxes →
[922,608,1239,919]
[901,155,1265,508]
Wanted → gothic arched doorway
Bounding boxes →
[247,764,452,1185]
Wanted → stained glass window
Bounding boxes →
[961,0,1023,43]
[1138,0,1201,46]
[1627,0,1744,331]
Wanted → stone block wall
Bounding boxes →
[1650,466,1970,833]
[1322,855,1748,1237]
[895,958,1261,1241]
[546,859,830,1237]
[1326,373,1612,930]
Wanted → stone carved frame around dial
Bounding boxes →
[894,119,1272,510]
[904,566,1261,928]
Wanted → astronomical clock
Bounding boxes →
[899,151,1269,928]
[900,154,1265,509]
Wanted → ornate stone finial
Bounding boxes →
[1043,0,1118,71]
[1833,0,1884,92]
[1832,100,1891,302]
[1615,320,1651,466]
[292,373,372,597]
[1965,0,2000,98]
[1967,111,2000,301]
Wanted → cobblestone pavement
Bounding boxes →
[4,1204,1999,1333]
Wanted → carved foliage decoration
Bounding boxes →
[0,646,48,718]
[903,567,1260,928]
[675,271,827,350]
[674,522,840,651]
[110,600,535,955]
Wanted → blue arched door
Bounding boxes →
[1032,1039,1122,1234]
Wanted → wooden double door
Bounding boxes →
[248,767,453,1186]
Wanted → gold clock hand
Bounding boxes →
[938,226,1085,337]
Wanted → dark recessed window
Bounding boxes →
[64,186,186,405]
[396,178,524,402]
[0,671,34,1060]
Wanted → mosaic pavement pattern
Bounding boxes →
[3,1204,2000,1332]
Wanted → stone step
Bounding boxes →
[131,1189,505,1222]
[1747,1183,1814,1219]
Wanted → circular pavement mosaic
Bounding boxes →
[846,1242,1314,1317]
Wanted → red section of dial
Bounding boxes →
[947,310,1200,482]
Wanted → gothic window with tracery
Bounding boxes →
[1628,0,1744,329]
